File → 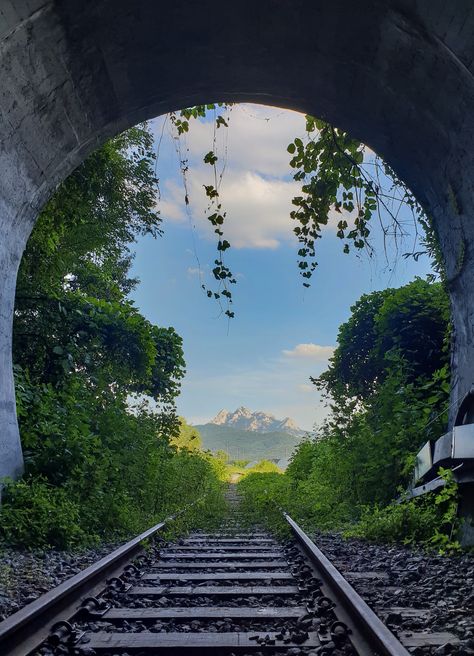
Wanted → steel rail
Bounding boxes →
[284,513,411,656]
[0,507,188,656]
[0,499,413,656]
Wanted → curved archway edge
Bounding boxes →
[1,0,474,479]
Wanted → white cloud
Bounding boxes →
[159,168,301,249]
[188,415,211,426]
[152,104,356,251]
[282,343,334,361]
[173,104,307,178]
[298,384,314,393]
[157,182,186,221]
[187,266,202,276]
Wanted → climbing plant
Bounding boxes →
[164,106,431,314]
[287,116,426,286]
[168,104,236,318]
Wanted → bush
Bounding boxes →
[0,478,88,548]
[238,472,291,536]
[237,449,461,553]
[1,369,228,549]
[246,460,282,474]
[347,469,461,553]
[345,500,439,544]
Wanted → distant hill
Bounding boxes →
[209,406,306,437]
[195,423,306,462]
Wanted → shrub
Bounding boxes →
[238,472,291,535]
[2,370,228,549]
[0,478,88,548]
[345,500,439,544]
[345,469,461,553]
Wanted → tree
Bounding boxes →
[291,279,453,516]
[3,124,227,547]
[16,125,160,301]
[13,123,186,425]
[171,418,203,451]
[314,279,450,408]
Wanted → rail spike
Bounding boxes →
[48,620,84,646]
[80,596,110,618]
[105,576,132,593]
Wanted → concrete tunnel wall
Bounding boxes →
[1,0,474,480]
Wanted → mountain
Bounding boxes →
[195,424,304,463]
[195,407,308,463]
[209,406,305,437]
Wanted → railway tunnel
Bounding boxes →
[1,0,474,494]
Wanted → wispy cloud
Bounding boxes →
[159,169,300,249]
[282,343,334,361]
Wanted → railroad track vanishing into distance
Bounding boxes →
[0,490,461,656]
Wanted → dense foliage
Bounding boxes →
[1,125,227,548]
[0,110,456,552]
[314,279,450,405]
[239,279,459,550]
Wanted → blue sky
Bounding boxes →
[130,105,433,430]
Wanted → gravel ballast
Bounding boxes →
[1,532,474,656]
[312,533,474,655]
[0,542,121,621]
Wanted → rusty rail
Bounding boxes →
[0,510,182,656]
[284,513,411,656]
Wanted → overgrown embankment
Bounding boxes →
[0,124,229,550]
[239,279,460,551]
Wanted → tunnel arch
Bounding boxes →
[1,0,474,480]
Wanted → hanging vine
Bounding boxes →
[168,103,236,318]
[161,106,431,315]
[287,115,426,287]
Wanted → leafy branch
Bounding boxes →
[169,104,236,318]
[287,116,427,286]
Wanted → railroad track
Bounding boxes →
[0,496,461,656]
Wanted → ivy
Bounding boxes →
[428,467,461,554]
[287,117,426,286]
[169,104,236,318]
[164,107,433,315]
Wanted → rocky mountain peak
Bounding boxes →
[209,407,305,437]
[212,409,230,425]
[279,417,300,431]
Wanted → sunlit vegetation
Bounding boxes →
[1,125,228,549]
[1,112,457,552]
[238,279,460,551]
